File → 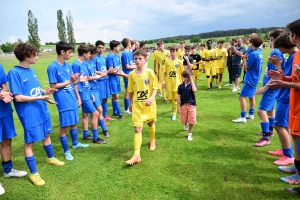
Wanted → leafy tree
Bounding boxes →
[190,36,201,43]
[66,10,76,49]
[225,36,230,43]
[0,42,15,52]
[57,10,67,42]
[27,10,41,48]
[170,38,179,43]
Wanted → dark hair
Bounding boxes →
[109,40,120,50]
[191,46,196,50]
[206,40,212,44]
[77,44,90,56]
[157,40,164,45]
[139,41,146,48]
[274,32,296,49]
[133,49,147,58]
[88,44,97,54]
[121,38,130,48]
[95,40,105,47]
[56,41,74,55]
[268,29,285,40]
[249,35,264,48]
[218,40,225,44]
[286,19,300,38]
[182,69,193,77]
[14,43,38,62]
[180,40,185,44]
[200,43,206,47]
[169,45,178,51]
[184,45,192,51]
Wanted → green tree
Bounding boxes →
[0,42,15,52]
[57,10,67,42]
[66,10,76,49]
[225,36,230,43]
[27,10,41,48]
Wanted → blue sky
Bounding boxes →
[0,0,299,44]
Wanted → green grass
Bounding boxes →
[0,48,298,200]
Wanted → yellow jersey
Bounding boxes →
[153,50,159,72]
[215,48,228,68]
[164,58,184,91]
[203,49,218,68]
[156,50,170,74]
[199,50,205,69]
[177,48,185,60]
[128,68,159,123]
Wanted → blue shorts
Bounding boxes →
[24,119,52,144]
[258,88,278,111]
[274,101,289,127]
[98,79,110,99]
[233,64,242,77]
[91,90,102,107]
[82,98,96,114]
[240,83,256,98]
[0,114,17,142]
[124,79,128,89]
[59,108,79,127]
[110,80,121,95]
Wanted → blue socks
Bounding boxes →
[283,148,293,158]
[92,128,98,140]
[102,101,108,117]
[70,128,79,146]
[124,98,130,111]
[240,111,246,118]
[261,122,270,139]
[60,136,69,153]
[249,108,255,116]
[43,144,54,158]
[2,160,12,174]
[113,101,122,116]
[269,117,275,132]
[98,119,107,131]
[112,99,117,115]
[83,130,89,138]
[25,155,37,174]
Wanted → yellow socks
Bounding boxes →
[206,78,211,88]
[134,133,142,156]
[172,99,177,114]
[149,124,156,140]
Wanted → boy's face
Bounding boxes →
[170,50,177,58]
[218,43,224,48]
[134,55,146,67]
[289,32,296,45]
[114,45,120,53]
[26,53,38,64]
[185,49,190,56]
[180,43,185,49]
[96,45,104,55]
[183,75,191,84]
[62,49,73,60]
[192,49,196,54]
[83,52,91,60]
[200,46,205,50]
[158,44,165,51]
[131,43,136,50]
[90,53,96,59]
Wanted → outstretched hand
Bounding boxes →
[267,70,285,80]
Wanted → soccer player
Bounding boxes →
[47,41,89,161]
[156,40,170,103]
[215,40,228,89]
[94,40,112,121]
[162,45,184,121]
[266,19,300,186]
[153,44,159,77]
[183,46,194,70]
[199,44,206,80]
[0,64,27,194]
[190,46,201,82]
[241,36,250,83]
[121,38,136,114]
[125,50,159,165]
[177,41,185,60]
[177,69,197,141]
[253,29,285,147]
[202,40,218,91]
[232,35,264,124]
[106,40,128,120]
[231,38,246,92]
[8,43,65,186]
[267,32,297,166]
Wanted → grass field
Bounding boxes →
[0,48,298,200]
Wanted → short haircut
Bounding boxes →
[14,42,38,62]
[109,40,120,50]
[180,40,185,44]
[121,38,131,48]
[286,19,300,38]
[77,44,90,56]
[133,49,147,58]
[249,35,264,48]
[95,40,105,47]
[231,38,237,42]
[88,44,97,54]
[191,46,196,50]
[184,45,192,51]
[56,41,74,55]
[130,40,136,45]
[274,32,296,49]
[169,45,178,51]
[139,41,146,48]
[206,39,212,44]
[200,43,206,47]
[182,69,193,77]
[157,40,164,45]
[268,29,285,40]
[218,40,225,44]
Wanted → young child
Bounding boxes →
[190,46,201,82]
[162,45,184,121]
[47,41,89,161]
[125,50,159,165]
[177,69,197,141]
[183,46,194,70]
[8,43,65,186]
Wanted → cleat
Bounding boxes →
[162,99,167,103]
[232,117,247,123]
[118,115,123,121]
[0,182,4,195]
[29,173,45,186]
[207,88,211,91]
[171,114,176,121]
[149,140,156,151]
[93,137,108,144]
[4,168,27,178]
[104,116,115,121]
[64,151,74,161]
[274,156,294,166]
[232,87,238,92]
[253,138,271,147]
[83,134,93,140]
[224,83,233,86]
[47,157,65,166]
[184,124,189,131]
[278,165,298,174]
[246,115,254,120]
[124,110,132,114]
[125,155,141,165]
[159,93,162,97]
[102,130,110,138]
[269,149,284,157]
[72,142,89,149]
[285,187,300,195]
[280,173,300,185]
[187,133,193,141]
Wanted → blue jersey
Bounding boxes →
[106,52,121,83]
[85,60,99,91]
[121,50,134,75]
[8,66,50,128]
[245,49,263,88]
[232,45,246,65]
[263,48,285,86]
[72,60,90,94]
[246,45,253,56]
[0,64,13,118]
[94,54,108,80]
[47,61,77,112]
[277,51,296,102]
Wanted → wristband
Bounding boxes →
[96,75,101,79]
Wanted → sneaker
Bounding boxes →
[4,168,27,178]
[0,183,4,195]
[218,86,221,89]
[159,93,162,97]
[207,88,211,91]
[184,124,189,131]
[232,87,238,92]
[104,116,115,121]
[47,157,65,166]
[253,138,271,147]
[285,187,300,195]
[162,99,167,103]
[246,115,254,120]
[29,173,45,186]
[83,134,93,140]
[149,140,156,151]
[124,110,132,114]
[187,133,193,141]
[232,117,247,123]
[280,173,300,185]
[103,130,110,138]
[278,165,298,174]
[118,115,123,121]
[171,114,176,121]
[274,156,294,166]
[125,155,141,165]
[269,149,284,157]
[93,137,108,144]
[255,132,274,137]
[224,83,233,86]
[64,151,74,161]
[72,142,90,149]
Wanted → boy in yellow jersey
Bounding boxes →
[162,45,184,121]
[125,50,159,165]
[153,45,159,79]
[177,41,185,60]
[215,40,228,89]
[199,44,206,80]
[202,40,219,91]
[156,40,170,103]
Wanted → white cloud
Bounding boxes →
[8,35,18,43]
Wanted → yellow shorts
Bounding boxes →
[216,68,225,74]
[193,69,200,77]
[205,66,216,77]
[167,91,178,101]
